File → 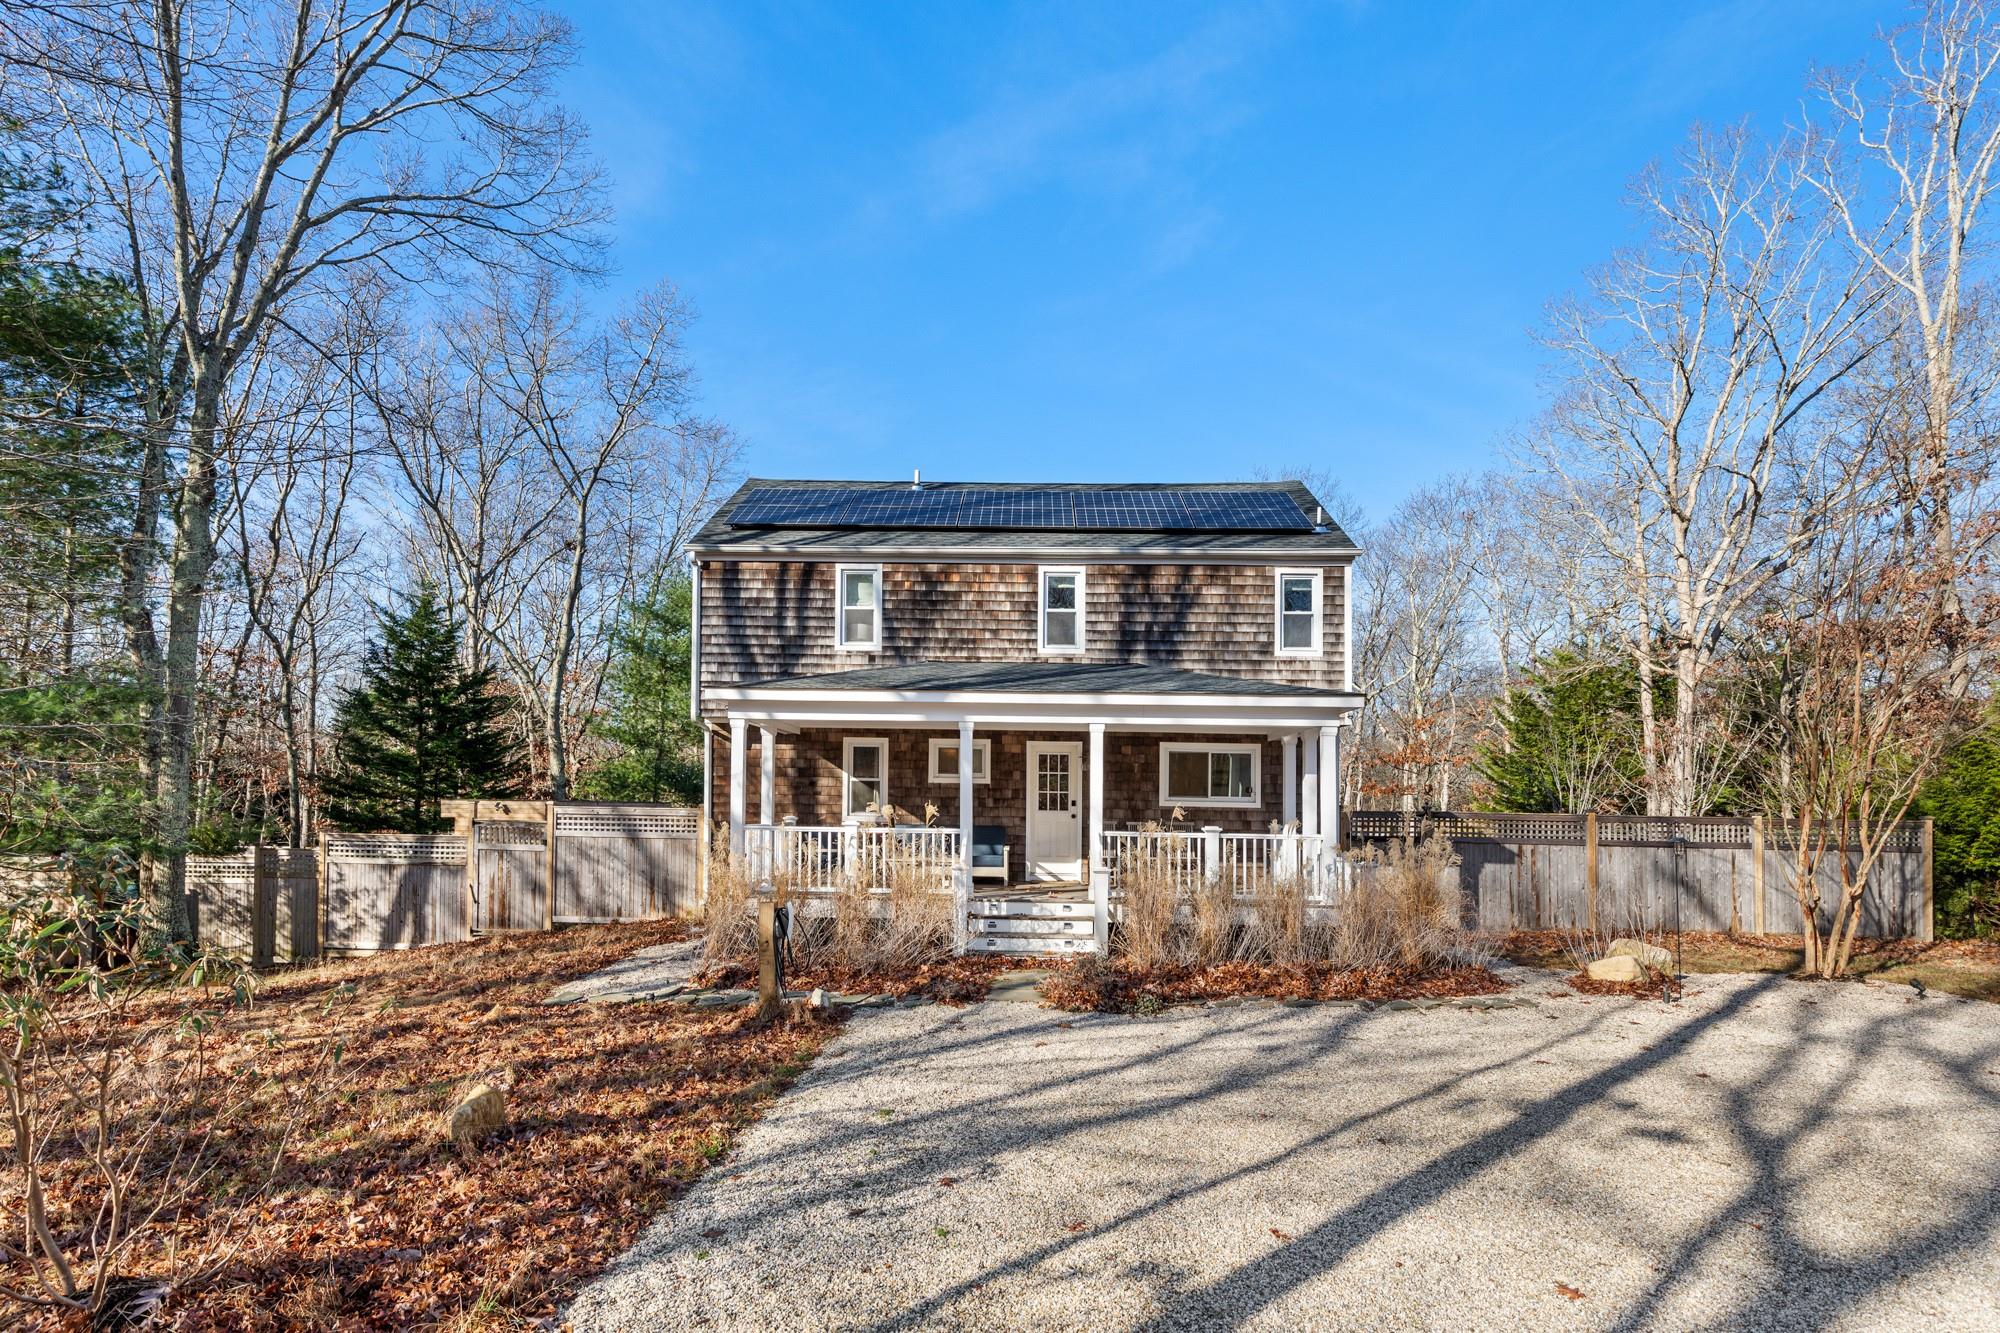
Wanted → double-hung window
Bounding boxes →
[928,738,991,784]
[1039,567,1084,654]
[843,737,888,817]
[836,564,882,651]
[1275,568,1323,658]
[1159,743,1261,808]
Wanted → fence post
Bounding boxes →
[1584,811,1599,935]
[543,800,558,932]
[314,831,328,960]
[1201,826,1223,888]
[1921,817,1935,942]
[1750,814,1766,936]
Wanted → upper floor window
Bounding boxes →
[1039,566,1085,654]
[1275,568,1323,658]
[836,564,881,651]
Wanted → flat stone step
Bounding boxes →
[969,916,1094,937]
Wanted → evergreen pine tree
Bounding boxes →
[1476,649,1652,813]
[322,584,526,832]
[578,575,702,803]
[1914,701,2000,938]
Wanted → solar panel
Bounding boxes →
[726,486,1314,532]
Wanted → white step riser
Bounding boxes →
[970,917,1094,937]
[969,900,1093,919]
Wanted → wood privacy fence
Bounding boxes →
[1345,811,1934,940]
[179,802,701,964]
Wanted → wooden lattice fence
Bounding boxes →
[1346,811,1934,940]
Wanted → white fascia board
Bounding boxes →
[711,691,1362,731]
[690,544,1361,562]
[707,685,1365,709]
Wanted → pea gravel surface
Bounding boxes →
[565,972,2000,1331]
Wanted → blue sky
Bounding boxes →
[556,0,1892,524]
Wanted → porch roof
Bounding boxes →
[741,661,1348,698]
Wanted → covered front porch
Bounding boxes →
[707,663,1362,955]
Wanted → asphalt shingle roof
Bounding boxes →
[690,479,1359,556]
[736,661,1351,697]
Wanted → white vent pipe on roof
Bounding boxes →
[912,468,922,489]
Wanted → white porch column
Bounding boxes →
[758,726,776,825]
[1088,722,1107,953]
[1319,724,1342,860]
[1300,732,1321,837]
[956,719,974,953]
[728,715,747,855]
[1281,734,1299,827]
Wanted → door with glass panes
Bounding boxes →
[1024,741,1083,880]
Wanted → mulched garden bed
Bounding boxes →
[692,952,1038,1005]
[1564,967,1676,1001]
[1038,958,1510,1013]
[6,920,842,1329]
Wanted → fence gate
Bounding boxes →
[473,820,549,932]
[552,803,700,922]
[323,834,470,952]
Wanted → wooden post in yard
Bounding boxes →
[756,896,781,1021]
[1921,817,1935,942]
[543,800,558,932]
[1583,811,1598,935]
[1751,814,1766,937]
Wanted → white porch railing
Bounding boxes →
[740,823,962,894]
[1100,828,1352,905]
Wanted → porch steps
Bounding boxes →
[965,897,1098,956]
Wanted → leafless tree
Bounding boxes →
[1809,0,2000,696]
[0,0,602,925]
[1534,125,1885,815]
[374,275,739,798]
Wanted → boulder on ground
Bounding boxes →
[1585,954,1646,984]
[1607,938,1674,974]
[446,1083,507,1147]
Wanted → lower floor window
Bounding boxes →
[843,737,887,817]
[1159,743,1260,807]
[928,737,991,783]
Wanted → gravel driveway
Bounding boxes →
[566,973,2000,1331]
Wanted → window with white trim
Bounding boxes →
[842,737,888,817]
[1039,566,1084,653]
[1275,568,1323,658]
[835,565,881,651]
[928,738,991,784]
[1159,743,1261,808]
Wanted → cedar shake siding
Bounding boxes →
[697,560,1349,715]
[711,727,1290,876]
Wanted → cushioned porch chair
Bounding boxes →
[969,825,1010,885]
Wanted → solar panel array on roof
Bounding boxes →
[726,486,1316,533]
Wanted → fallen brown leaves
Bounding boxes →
[1037,958,1508,1013]
[7,920,841,1329]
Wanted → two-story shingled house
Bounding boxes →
[690,478,1362,956]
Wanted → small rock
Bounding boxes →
[1586,954,1646,984]
[1282,997,1313,1008]
[1382,999,1417,1012]
[1215,996,1245,1008]
[1414,999,1444,1010]
[1608,938,1675,974]
[446,1083,506,1147]
[809,988,830,1009]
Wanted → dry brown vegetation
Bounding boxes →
[1498,930,2000,1003]
[2,918,839,1328]
[1110,832,1472,971]
[1040,954,1507,1014]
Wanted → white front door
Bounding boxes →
[1025,742,1083,880]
